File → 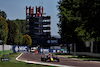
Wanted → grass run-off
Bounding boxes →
[0,50,13,55]
[0,50,55,67]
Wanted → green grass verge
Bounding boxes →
[0,50,13,55]
[0,52,56,67]
[58,54,100,61]
[75,56,100,61]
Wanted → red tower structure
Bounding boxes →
[26,6,51,47]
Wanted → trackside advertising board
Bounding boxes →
[38,48,67,53]
[50,49,61,53]
[40,48,50,53]
[13,45,29,53]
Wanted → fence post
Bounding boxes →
[91,42,93,53]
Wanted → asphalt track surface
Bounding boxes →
[19,53,100,67]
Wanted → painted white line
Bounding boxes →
[16,53,23,60]
[16,53,75,67]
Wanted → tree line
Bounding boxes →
[57,0,100,52]
[0,10,32,48]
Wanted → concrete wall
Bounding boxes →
[0,44,12,51]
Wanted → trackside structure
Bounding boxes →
[26,6,51,47]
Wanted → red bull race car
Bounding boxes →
[41,53,59,62]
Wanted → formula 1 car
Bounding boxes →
[41,53,59,62]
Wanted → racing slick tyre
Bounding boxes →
[44,58,47,62]
[41,56,44,61]
[57,59,59,62]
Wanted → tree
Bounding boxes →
[57,0,100,42]
[0,17,8,51]
[57,0,80,53]
[58,1,81,42]
[57,0,100,52]
[23,34,32,47]
[0,10,7,19]
[14,19,26,35]
[58,0,100,52]
[7,20,23,45]
[78,0,100,39]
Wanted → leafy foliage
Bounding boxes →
[23,34,32,47]
[7,20,23,45]
[79,0,100,38]
[0,9,32,47]
[57,0,81,44]
[57,0,100,43]
[0,10,7,19]
[0,17,8,44]
[13,19,26,35]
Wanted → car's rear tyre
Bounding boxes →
[41,58,43,61]
[57,59,59,62]
[41,56,44,61]
[44,58,47,62]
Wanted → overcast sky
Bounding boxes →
[0,0,60,37]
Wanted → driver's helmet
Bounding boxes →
[49,53,51,55]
